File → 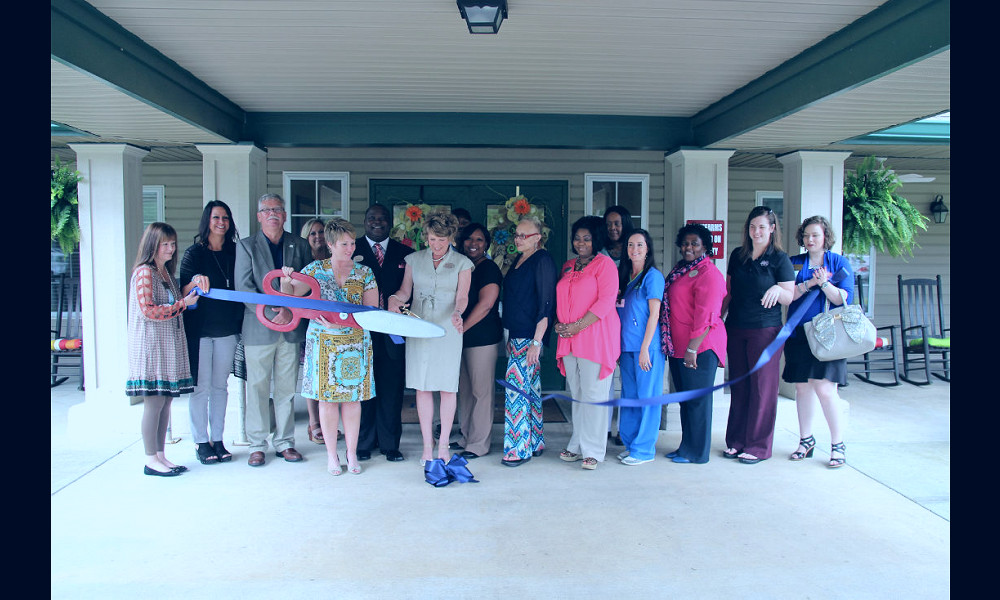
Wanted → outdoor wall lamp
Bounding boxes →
[929,194,948,224]
[457,0,507,34]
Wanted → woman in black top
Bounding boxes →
[499,216,558,466]
[721,206,795,464]
[179,200,244,465]
[452,223,504,459]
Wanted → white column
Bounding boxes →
[69,144,149,407]
[195,144,267,239]
[665,149,735,274]
[665,149,734,394]
[776,151,852,253]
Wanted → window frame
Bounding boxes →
[142,185,165,227]
[282,171,350,233]
[584,173,649,230]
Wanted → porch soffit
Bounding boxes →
[50,0,950,170]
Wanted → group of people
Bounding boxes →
[126,194,853,478]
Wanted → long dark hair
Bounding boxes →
[603,205,635,250]
[739,205,783,262]
[194,200,240,249]
[617,229,656,302]
[134,222,179,275]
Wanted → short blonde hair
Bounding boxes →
[518,215,546,248]
[324,217,356,242]
[424,211,459,239]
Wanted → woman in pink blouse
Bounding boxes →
[661,223,727,464]
[555,216,622,470]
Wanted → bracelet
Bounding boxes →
[685,348,697,355]
[820,281,829,289]
[389,294,405,302]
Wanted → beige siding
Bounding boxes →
[142,162,204,249]
[264,147,669,265]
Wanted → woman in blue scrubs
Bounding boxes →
[615,229,666,465]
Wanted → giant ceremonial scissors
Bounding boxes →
[193,269,444,340]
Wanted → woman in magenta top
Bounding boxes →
[554,216,621,470]
[661,223,727,464]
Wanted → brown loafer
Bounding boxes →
[276,448,303,462]
[247,451,265,467]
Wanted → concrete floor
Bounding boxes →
[51,375,949,599]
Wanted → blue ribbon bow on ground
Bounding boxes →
[424,454,479,487]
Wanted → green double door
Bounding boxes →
[369,179,568,391]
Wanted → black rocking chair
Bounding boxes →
[846,274,899,387]
[897,274,950,385]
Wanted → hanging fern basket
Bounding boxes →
[842,156,929,258]
[51,157,83,257]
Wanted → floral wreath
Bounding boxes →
[487,193,550,274]
[389,203,433,250]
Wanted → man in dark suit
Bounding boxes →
[235,193,313,467]
[355,203,413,462]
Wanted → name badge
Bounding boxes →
[444,263,455,269]
[689,269,698,277]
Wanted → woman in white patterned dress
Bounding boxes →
[281,218,377,476]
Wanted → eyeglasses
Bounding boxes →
[514,233,540,241]
[258,207,285,215]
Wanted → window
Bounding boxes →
[282,172,350,235]
[755,191,784,225]
[585,174,649,229]
[142,185,165,228]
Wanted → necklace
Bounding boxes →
[575,255,594,271]
[431,249,448,263]
[210,248,231,288]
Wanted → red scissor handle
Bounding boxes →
[257,269,360,332]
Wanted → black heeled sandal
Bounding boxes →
[789,435,816,461]
[828,442,846,469]
[196,442,219,465]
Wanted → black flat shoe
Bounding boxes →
[144,465,180,477]
[383,449,404,462]
[460,450,480,459]
[170,465,188,473]
[531,449,544,457]
[501,456,530,467]
[448,442,464,450]
[357,450,372,461]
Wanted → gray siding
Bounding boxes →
[265,147,669,265]
[142,162,204,249]
[726,168,950,330]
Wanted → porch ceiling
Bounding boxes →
[50,0,950,170]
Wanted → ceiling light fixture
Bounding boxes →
[457,0,507,34]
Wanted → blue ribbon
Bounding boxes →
[424,454,479,487]
[192,286,404,344]
[498,268,849,408]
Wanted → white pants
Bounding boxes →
[188,334,238,444]
[564,354,613,461]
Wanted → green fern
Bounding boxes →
[842,156,929,257]
[51,158,83,256]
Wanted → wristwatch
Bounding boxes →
[820,281,829,289]
[529,339,542,347]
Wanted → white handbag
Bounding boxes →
[803,298,877,361]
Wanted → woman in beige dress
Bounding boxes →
[389,212,473,465]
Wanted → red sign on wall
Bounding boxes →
[686,220,725,260]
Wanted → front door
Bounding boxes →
[369,179,568,391]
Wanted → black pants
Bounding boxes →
[358,338,405,453]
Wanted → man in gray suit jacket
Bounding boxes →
[235,193,313,467]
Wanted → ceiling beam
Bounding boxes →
[247,113,693,151]
[691,0,950,148]
[51,0,245,143]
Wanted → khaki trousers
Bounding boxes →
[244,338,299,454]
[457,342,500,456]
